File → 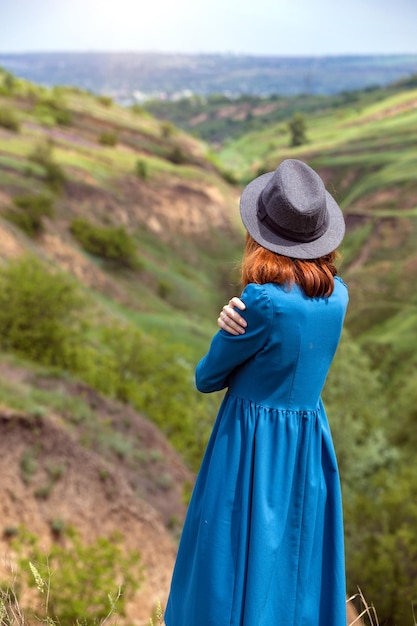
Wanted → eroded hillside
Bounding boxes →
[0,70,243,624]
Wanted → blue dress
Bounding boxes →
[165,277,349,626]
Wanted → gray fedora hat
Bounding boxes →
[240,159,345,259]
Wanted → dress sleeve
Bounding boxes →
[195,283,273,393]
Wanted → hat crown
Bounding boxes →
[259,160,328,241]
[239,158,345,259]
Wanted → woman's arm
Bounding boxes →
[197,284,272,392]
[218,297,247,335]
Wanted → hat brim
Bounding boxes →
[240,171,345,260]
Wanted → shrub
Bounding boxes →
[75,324,216,471]
[1,71,17,95]
[167,146,188,165]
[12,526,143,625]
[98,130,118,146]
[5,193,54,236]
[0,255,83,366]
[0,107,20,132]
[70,217,140,269]
[35,96,73,127]
[28,140,66,191]
[97,95,113,107]
[158,279,173,299]
[19,449,38,485]
[345,465,417,626]
[52,106,72,126]
[131,103,147,115]
[160,121,176,138]
[220,168,238,185]
[135,158,148,180]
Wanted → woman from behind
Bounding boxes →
[165,158,348,626]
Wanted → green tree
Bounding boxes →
[288,112,308,147]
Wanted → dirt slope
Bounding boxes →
[0,362,195,625]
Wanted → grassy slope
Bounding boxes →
[0,76,244,362]
[0,71,247,499]
[2,72,417,399]
[2,71,417,399]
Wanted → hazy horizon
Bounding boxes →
[1,0,417,57]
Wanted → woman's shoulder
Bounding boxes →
[334,275,348,290]
[334,275,349,300]
[241,282,272,306]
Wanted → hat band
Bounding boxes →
[257,197,329,244]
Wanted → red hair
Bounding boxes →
[241,234,339,297]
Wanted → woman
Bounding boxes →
[165,159,349,626]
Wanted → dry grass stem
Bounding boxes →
[347,587,379,626]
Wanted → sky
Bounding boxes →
[1,0,417,56]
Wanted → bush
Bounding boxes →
[34,96,73,127]
[0,71,17,95]
[5,193,54,236]
[0,255,83,366]
[11,526,142,625]
[97,95,113,107]
[0,107,20,132]
[135,159,148,180]
[52,106,72,126]
[131,103,147,115]
[75,324,216,471]
[220,168,238,185]
[70,217,140,269]
[346,465,417,626]
[158,279,173,299]
[28,140,66,191]
[167,146,188,165]
[98,130,118,146]
[160,121,176,138]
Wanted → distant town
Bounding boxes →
[1,52,417,104]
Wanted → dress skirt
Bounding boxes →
[164,393,347,626]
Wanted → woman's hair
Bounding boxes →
[241,234,339,297]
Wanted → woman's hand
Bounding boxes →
[217,297,247,335]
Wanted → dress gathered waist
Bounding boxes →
[225,390,323,417]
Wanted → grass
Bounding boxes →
[217,87,417,183]
[0,361,94,422]
[347,589,379,626]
